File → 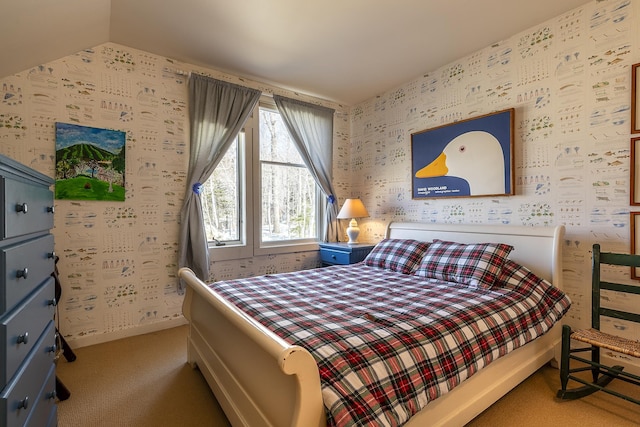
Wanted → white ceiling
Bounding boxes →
[3,0,589,105]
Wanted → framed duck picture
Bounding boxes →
[411,108,514,199]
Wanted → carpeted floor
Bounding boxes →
[56,325,229,426]
[56,325,640,426]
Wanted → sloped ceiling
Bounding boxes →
[1,0,111,79]
[3,0,589,105]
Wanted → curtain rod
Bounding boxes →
[163,67,189,77]
[162,67,274,97]
[161,66,339,110]
[160,68,343,111]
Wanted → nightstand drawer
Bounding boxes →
[319,243,375,266]
[320,249,351,265]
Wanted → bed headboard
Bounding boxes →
[386,222,565,289]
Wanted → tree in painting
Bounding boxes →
[55,122,126,201]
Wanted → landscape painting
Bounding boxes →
[55,122,126,201]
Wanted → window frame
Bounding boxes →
[206,126,255,262]
[207,96,322,261]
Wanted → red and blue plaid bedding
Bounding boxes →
[209,263,571,426]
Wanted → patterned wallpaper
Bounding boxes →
[0,43,348,346]
[349,0,640,370]
[1,0,639,363]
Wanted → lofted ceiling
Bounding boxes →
[3,0,589,105]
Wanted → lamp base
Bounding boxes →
[345,218,360,244]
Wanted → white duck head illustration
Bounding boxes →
[415,131,506,195]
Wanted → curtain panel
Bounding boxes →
[178,74,261,291]
[273,95,341,242]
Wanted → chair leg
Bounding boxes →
[557,324,625,401]
[558,325,571,392]
[591,344,600,383]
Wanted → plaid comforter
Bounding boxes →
[209,263,571,426]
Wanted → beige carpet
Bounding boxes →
[56,325,229,427]
[56,325,640,426]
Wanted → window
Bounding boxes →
[201,97,321,259]
[201,136,242,244]
[259,105,318,243]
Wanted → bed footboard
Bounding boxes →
[180,267,326,427]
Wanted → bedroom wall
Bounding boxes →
[2,0,637,357]
[0,42,350,347]
[349,0,640,370]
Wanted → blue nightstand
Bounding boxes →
[318,242,375,266]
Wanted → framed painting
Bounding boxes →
[411,108,514,199]
[631,212,640,279]
[632,63,640,134]
[55,122,126,201]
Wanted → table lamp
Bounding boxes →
[337,198,369,244]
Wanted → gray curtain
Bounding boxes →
[273,95,340,242]
[178,74,261,291]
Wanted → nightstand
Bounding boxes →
[319,242,375,266]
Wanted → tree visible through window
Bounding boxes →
[201,138,240,242]
[259,107,317,242]
[201,100,320,251]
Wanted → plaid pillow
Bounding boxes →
[496,259,542,290]
[414,239,513,288]
[364,239,430,274]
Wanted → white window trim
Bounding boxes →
[209,96,322,261]
[208,123,254,262]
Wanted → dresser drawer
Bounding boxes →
[46,402,58,427]
[25,363,56,427]
[44,403,57,427]
[0,320,56,427]
[1,234,55,314]
[0,280,55,386]
[1,177,54,241]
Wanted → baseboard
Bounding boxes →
[602,354,640,377]
[64,316,189,349]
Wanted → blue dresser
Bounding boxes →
[0,155,57,427]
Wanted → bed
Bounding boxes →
[179,222,569,426]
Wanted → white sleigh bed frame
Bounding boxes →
[179,222,566,426]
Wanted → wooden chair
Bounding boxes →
[557,244,640,404]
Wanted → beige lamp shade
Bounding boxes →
[337,198,369,244]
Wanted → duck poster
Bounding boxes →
[411,108,514,199]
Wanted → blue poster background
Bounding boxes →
[411,109,513,199]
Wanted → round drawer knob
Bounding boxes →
[16,268,28,279]
[331,255,336,259]
[47,206,55,213]
[17,332,29,344]
[18,396,29,410]
[15,203,28,214]
[48,251,56,259]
